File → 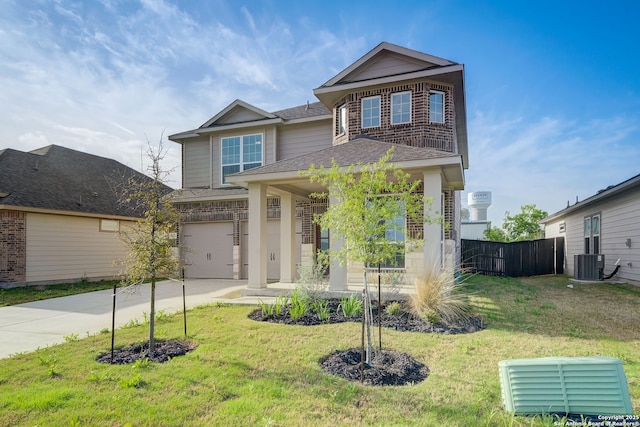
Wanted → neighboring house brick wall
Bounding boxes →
[0,210,26,283]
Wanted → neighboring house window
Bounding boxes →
[100,219,119,232]
[559,222,566,233]
[429,91,444,123]
[221,134,263,184]
[391,91,411,124]
[584,214,600,254]
[361,96,380,128]
[337,104,346,135]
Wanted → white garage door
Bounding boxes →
[182,222,233,279]
[241,219,302,280]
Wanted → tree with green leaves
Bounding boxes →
[118,141,178,358]
[483,204,548,242]
[301,147,430,363]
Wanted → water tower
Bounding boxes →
[468,191,492,221]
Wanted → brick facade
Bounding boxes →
[333,81,456,153]
[0,210,26,283]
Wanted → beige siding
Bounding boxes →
[278,121,332,160]
[183,138,211,188]
[25,213,130,282]
[347,51,432,82]
[545,187,640,283]
[218,109,265,124]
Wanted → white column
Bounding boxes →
[248,183,267,288]
[279,192,296,283]
[328,194,347,291]
[423,171,443,269]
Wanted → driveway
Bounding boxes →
[0,279,259,359]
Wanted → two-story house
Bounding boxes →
[169,42,468,293]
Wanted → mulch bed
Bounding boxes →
[249,298,484,386]
[96,339,197,364]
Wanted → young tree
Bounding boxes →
[483,204,548,242]
[118,140,178,358]
[301,147,431,363]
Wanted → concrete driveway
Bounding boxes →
[0,279,259,359]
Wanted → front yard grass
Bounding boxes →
[0,279,122,307]
[0,275,638,426]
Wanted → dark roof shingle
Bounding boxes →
[0,145,171,218]
[231,136,459,177]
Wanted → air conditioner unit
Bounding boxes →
[499,356,634,416]
[574,254,604,280]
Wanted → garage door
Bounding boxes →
[182,222,233,279]
[241,219,302,280]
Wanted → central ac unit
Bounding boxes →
[574,254,604,280]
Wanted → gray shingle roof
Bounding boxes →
[0,145,171,218]
[231,136,459,177]
[272,102,330,120]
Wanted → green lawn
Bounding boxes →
[0,279,122,307]
[0,275,638,426]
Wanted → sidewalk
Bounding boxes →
[0,279,264,359]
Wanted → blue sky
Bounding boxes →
[1,0,639,226]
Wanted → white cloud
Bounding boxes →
[466,111,640,225]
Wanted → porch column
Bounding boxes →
[328,194,347,291]
[279,192,296,283]
[248,183,267,288]
[423,171,443,268]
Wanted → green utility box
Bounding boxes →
[499,356,634,416]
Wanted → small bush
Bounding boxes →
[311,300,330,322]
[384,301,403,316]
[410,259,472,325]
[339,293,362,317]
[289,289,308,320]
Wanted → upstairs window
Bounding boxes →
[429,91,444,123]
[362,96,380,128]
[221,134,262,184]
[337,104,346,135]
[584,214,600,254]
[391,91,411,124]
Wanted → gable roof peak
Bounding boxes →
[199,99,277,128]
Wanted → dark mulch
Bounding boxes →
[249,298,484,386]
[96,339,197,364]
[248,298,484,335]
[320,348,429,386]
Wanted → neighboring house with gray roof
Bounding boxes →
[541,173,640,285]
[0,145,166,286]
[169,42,468,291]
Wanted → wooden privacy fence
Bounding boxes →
[461,237,564,277]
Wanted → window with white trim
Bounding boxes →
[361,96,380,128]
[584,214,600,254]
[221,134,263,184]
[337,104,346,135]
[429,91,444,123]
[391,91,411,124]
[100,219,119,232]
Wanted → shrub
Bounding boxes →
[289,289,308,321]
[410,259,472,325]
[384,301,403,316]
[311,300,330,322]
[294,252,329,305]
[339,293,362,317]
